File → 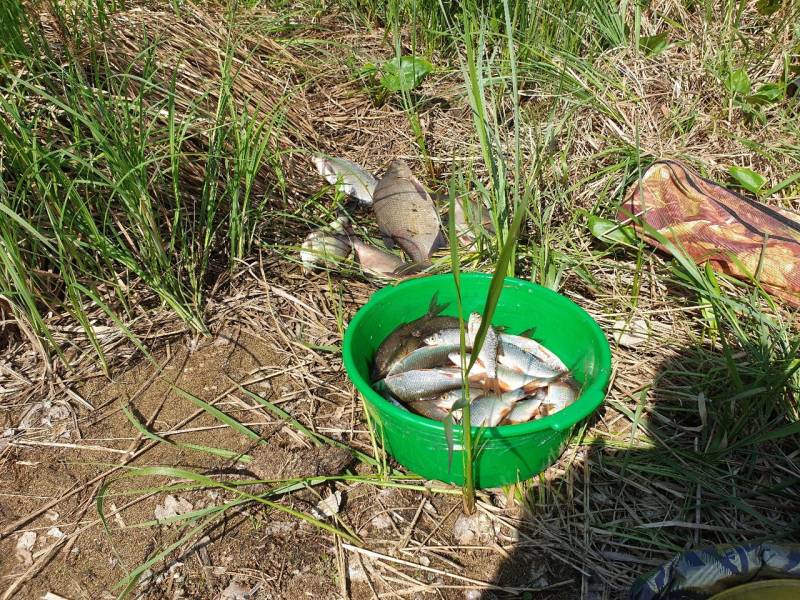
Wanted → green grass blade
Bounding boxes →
[171,385,262,442]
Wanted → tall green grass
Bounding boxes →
[0,0,284,367]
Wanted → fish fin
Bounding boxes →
[407,171,435,205]
[379,232,397,250]
[522,380,547,394]
[430,230,449,255]
[507,388,528,402]
[392,261,430,278]
[517,327,537,338]
[427,290,449,317]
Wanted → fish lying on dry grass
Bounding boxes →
[312,154,377,207]
[300,216,351,272]
[300,214,422,278]
[371,298,579,426]
[304,156,495,281]
[372,159,444,264]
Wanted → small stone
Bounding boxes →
[220,579,251,600]
[309,491,341,520]
[46,527,65,539]
[369,513,393,530]
[347,561,367,583]
[15,531,36,566]
[452,511,497,546]
[154,496,194,522]
[262,521,295,536]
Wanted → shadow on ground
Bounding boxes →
[482,335,800,599]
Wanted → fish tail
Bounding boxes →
[431,230,449,253]
[426,290,449,317]
[522,380,547,394]
[392,261,429,278]
[505,387,528,402]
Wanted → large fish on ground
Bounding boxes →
[372,159,444,264]
[300,215,352,272]
[452,195,495,245]
[349,236,413,278]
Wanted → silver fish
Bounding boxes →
[429,328,567,376]
[448,353,555,392]
[375,368,469,402]
[372,159,443,263]
[468,312,498,382]
[350,236,409,278]
[312,154,377,206]
[387,343,462,377]
[497,341,561,379]
[470,388,527,427]
[300,231,351,273]
[408,389,465,420]
[503,390,546,424]
[452,195,495,245]
[539,380,577,416]
[371,295,457,380]
[500,333,567,373]
[409,399,450,420]
[424,328,463,347]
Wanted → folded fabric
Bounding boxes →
[629,542,800,600]
[618,160,800,306]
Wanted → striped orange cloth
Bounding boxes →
[618,160,800,306]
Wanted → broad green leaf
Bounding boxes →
[745,83,783,105]
[725,69,751,95]
[756,0,782,16]
[358,63,378,77]
[588,215,637,245]
[380,56,433,93]
[639,33,669,56]
[728,166,767,194]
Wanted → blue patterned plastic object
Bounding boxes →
[629,543,800,600]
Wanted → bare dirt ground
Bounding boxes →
[0,264,582,599]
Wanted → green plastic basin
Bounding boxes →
[342,272,612,489]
